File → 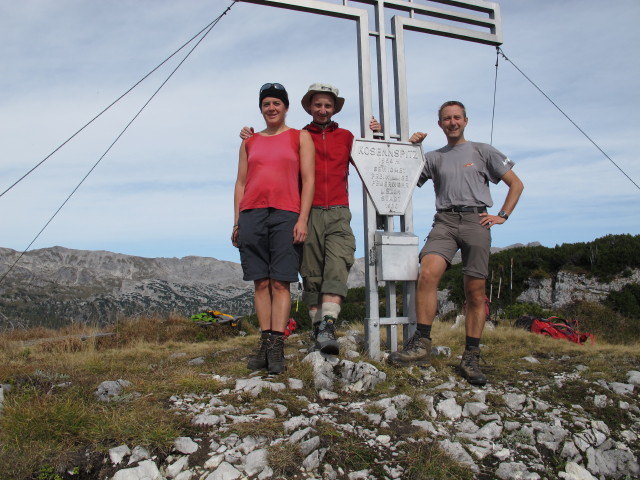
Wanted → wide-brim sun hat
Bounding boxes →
[301,83,345,115]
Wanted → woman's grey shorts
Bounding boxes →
[237,208,301,282]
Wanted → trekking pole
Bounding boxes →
[496,275,502,324]
[510,257,513,304]
[489,270,494,303]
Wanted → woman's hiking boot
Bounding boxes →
[267,334,286,375]
[313,317,339,355]
[460,347,487,385]
[247,333,270,371]
[387,332,431,366]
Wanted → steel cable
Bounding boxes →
[0,2,237,286]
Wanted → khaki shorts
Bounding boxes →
[300,207,356,305]
[419,211,491,279]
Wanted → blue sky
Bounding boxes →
[1,0,639,263]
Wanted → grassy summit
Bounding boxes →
[0,315,638,479]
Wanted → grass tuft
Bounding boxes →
[400,440,475,480]
[266,442,302,477]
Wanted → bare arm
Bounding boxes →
[479,170,524,228]
[293,130,315,244]
[232,141,248,247]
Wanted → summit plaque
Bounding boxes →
[351,138,424,216]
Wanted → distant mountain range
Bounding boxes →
[0,246,252,329]
[0,243,538,330]
[0,246,370,330]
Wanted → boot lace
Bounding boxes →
[404,332,423,353]
[463,349,482,370]
[256,336,270,355]
[269,335,285,362]
[320,319,337,341]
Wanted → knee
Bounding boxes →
[417,269,429,286]
[254,279,270,292]
[465,289,485,308]
[270,280,290,293]
[418,267,439,289]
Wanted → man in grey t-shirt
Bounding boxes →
[388,100,524,386]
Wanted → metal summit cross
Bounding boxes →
[239,0,503,360]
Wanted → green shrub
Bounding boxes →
[531,267,552,280]
[346,287,366,302]
[340,302,366,324]
[503,303,555,321]
[605,283,640,319]
[557,301,640,344]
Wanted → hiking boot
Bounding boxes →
[247,334,270,371]
[266,334,286,375]
[314,317,339,355]
[460,347,487,386]
[387,332,431,366]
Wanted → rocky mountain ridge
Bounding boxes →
[0,246,255,329]
[0,242,634,330]
[0,246,367,330]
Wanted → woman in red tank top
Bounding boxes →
[231,83,315,375]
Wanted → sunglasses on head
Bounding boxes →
[260,82,285,93]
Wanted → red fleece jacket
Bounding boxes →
[304,122,355,207]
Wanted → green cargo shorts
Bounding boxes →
[300,206,356,306]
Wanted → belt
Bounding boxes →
[437,206,487,213]
[312,205,348,210]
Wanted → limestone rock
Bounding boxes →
[96,379,133,402]
[112,460,161,480]
[174,437,198,455]
[109,445,131,465]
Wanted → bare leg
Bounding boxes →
[463,275,486,339]
[269,279,291,333]
[253,278,272,332]
[415,254,448,326]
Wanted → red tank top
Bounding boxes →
[239,129,301,213]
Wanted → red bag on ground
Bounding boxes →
[529,316,594,345]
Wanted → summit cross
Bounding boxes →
[239,0,503,360]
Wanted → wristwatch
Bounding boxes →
[497,210,509,220]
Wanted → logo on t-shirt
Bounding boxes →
[464,163,474,167]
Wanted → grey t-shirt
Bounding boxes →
[417,141,514,210]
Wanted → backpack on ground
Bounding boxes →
[514,315,594,345]
[191,310,238,327]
